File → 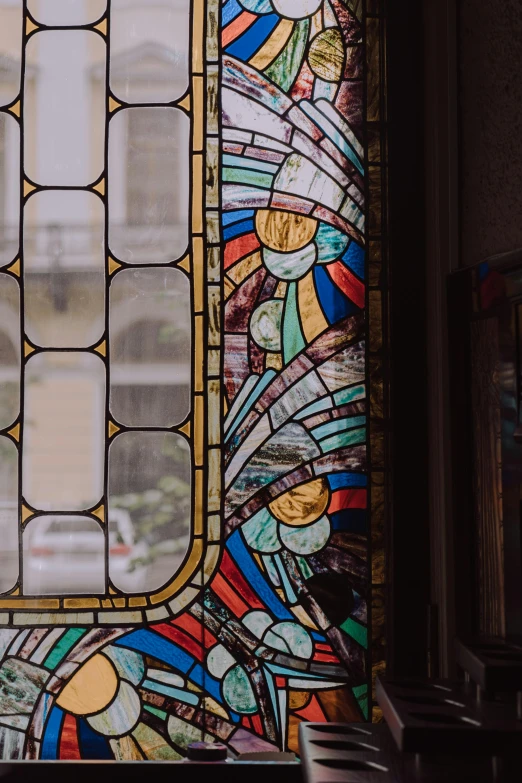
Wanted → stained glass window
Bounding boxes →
[0,0,387,759]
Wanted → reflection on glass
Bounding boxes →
[23,352,105,511]
[27,0,106,26]
[109,431,190,592]
[23,516,105,595]
[25,31,106,186]
[0,273,19,430]
[24,191,105,348]
[111,0,189,104]
[109,108,189,263]
[0,436,18,593]
[0,115,20,267]
[110,268,190,427]
[0,0,22,108]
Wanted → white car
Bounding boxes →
[24,509,149,595]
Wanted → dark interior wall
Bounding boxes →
[459,0,522,267]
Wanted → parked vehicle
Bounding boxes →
[24,509,149,595]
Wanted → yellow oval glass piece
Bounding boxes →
[56,653,118,716]
[255,210,317,253]
[269,478,330,527]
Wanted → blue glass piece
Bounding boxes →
[327,472,367,490]
[223,219,255,241]
[330,509,367,534]
[228,530,294,620]
[230,711,241,724]
[223,153,280,175]
[223,0,243,27]
[78,719,113,760]
[225,370,277,442]
[311,631,327,642]
[225,14,279,61]
[222,209,255,227]
[188,664,224,703]
[314,266,357,324]
[266,663,324,679]
[41,706,63,760]
[142,679,199,706]
[312,415,367,441]
[274,553,297,603]
[342,242,365,280]
[115,630,194,674]
[294,396,333,420]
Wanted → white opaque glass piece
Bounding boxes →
[110,268,190,427]
[24,191,105,348]
[108,107,189,263]
[0,0,22,107]
[0,436,18,593]
[0,273,20,430]
[27,0,106,25]
[23,352,105,511]
[23,516,105,595]
[0,114,20,266]
[108,431,191,593]
[110,0,189,104]
[24,31,106,186]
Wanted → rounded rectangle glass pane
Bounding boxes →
[23,515,105,595]
[0,273,20,430]
[0,436,18,594]
[0,0,22,108]
[110,267,190,427]
[108,431,191,593]
[0,114,20,267]
[24,31,106,187]
[23,352,105,511]
[24,191,105,348]
[27,0,106,26]
[110,0,189,104]
[108,107,189,264]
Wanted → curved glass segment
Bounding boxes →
[108,107,190,264]
[23,352,105,511]
[108,431,191,593]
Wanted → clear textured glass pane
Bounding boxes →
[108,431,190,592]
[109,107,189,263]
[111,0,189,104]
[0,273,20,430]
[24,191,105,348]
[23,515,105,595]
[0,114,20,266]
[23,352,105,511]
[110,268,190,427]
[0,0,22,107]
[0,436,18,593]
[24,31,106,186]
[27,0,106,25]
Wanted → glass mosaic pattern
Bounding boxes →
[0,0,387,759]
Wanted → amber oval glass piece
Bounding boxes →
[110,0,189,104]
[23,352,105,511]
[108,431,191,593]
[108,108,189,263]
[110,267,190,427]
[24,191,105,348]
[24,31,106,187]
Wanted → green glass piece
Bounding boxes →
[144,705,167,721]
[223,665,258,714]
[320,426,366,453]
[266,19,310,92]
[242,508,281,553]
[222,167,274,189]
[333,384,366,407]
[264,621,313,659]
[43,628,86,670]
[283,282,306,365]
[341,617,368,649]
[297,556,313,579]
